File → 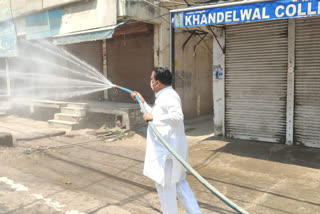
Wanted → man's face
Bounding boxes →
[150,71,159,92]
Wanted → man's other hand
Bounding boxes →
[130,91,145,103]
[143,113,153,123]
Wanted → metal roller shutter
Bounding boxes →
[295,17,320,148]
[107,30,154,103]
[225,20,288,143]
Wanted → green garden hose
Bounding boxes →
[117,86,249,214]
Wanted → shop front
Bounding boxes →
[170,0,320,148]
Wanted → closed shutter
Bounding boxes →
[225,20,288,143]
[295,17,320,148]
[107,30,154,103]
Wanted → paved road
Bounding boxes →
[0,115,320,214]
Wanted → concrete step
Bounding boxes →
[66,103,87,109]
[48,120,79,130]
[61,107,86,116]
[54,113,83,123]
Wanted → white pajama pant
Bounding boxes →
[155,159,202,214]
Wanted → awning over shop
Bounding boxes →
[51,22,125,45]
[170,0,320,28]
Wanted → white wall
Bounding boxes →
[212,27,225,136]
[174,29,213,118]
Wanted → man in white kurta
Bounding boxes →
[132,67,202,214]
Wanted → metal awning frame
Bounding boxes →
[51,21,127,45]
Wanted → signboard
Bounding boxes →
[26,9,63,40]
[0,22,17,57]
[171,0,320,28]
[0,0,11,22]
[10,0,85,18]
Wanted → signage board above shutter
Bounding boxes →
[171,0,320,28]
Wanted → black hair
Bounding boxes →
[153,66,172,85]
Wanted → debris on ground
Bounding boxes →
[23,129,135,155]
[96,129,135,142]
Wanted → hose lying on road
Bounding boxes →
[117,86,249,214]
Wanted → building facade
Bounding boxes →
[171,0,320,148]
[0,0,213,118]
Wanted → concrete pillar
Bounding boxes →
[154,20,170,68]
[213,27,225,136]
[102,39,108,99]
[286,19,295,145]
[5,59,10,97]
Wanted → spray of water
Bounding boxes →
[0,39,115,101]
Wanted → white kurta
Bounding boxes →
[143,86,188,186]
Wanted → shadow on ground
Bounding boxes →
[208,136,320,170]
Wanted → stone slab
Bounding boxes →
[0,116,66,142]
[15,130,66,141]
[0,132,13,147]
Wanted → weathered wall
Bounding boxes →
[10,0,86,18]
[174,30,213,118]
[60,0,117,34]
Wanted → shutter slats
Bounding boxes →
[225,20,287,143]
[107,31,154,103]
[294,17,320,148]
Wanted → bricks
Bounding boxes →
[0,132,13,147]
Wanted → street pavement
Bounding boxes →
[0,115,319,214]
